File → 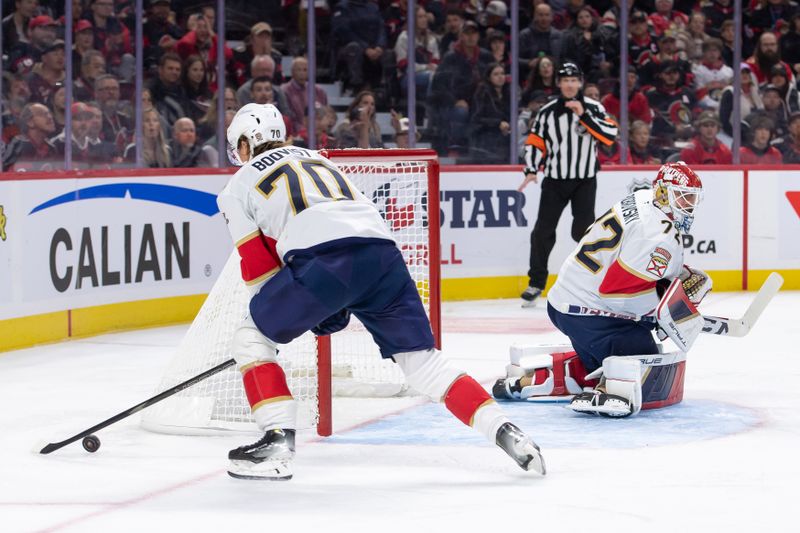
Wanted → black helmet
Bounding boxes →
[557,62,583,80]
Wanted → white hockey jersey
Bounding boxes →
[547,188,684,318]
[217,145,393,289]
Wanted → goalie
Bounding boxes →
[217,104,545,480]
[494,162,711,417]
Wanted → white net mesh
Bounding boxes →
[141,154,434,435]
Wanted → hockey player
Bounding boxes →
[494,162,711,417]
[217,103,545,479]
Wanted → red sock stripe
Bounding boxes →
[444,375,493,426]
[242,363,293,409]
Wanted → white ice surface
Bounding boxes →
[1,290,798,533]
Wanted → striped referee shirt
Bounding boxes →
[524,96,619,180]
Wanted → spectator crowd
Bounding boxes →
[4,0,800,170]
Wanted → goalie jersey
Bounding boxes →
[547,188,684,318]
[217,146,393,291]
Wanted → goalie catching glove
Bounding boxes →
[679,265,712,305]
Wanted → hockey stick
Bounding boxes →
[556,272,784,338]
[701,272,784,337]
[39,358,236,454]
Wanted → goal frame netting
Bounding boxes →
[142,148,441,437]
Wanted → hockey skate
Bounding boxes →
[520,286,542,308]
[568,390,633,418]
[495,422,546,475]
[228,429,296,480]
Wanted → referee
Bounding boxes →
[518,62,619,307]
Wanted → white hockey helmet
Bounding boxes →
[652,161,703,233]
[226,103,286,166]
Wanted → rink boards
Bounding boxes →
[0,165,798,351]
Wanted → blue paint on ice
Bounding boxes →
[328,400,762,449]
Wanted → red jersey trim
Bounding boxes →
[599,258,657,297]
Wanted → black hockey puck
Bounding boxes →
[82,435,101,453]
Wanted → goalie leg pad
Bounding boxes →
[493,349,597,400]
[640,351,687,410]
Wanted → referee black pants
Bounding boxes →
[527,177,597,289]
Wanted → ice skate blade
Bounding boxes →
[521,299,538,309]
[228,459,293,480]
[516,441,547,475]
[567,398,632,418]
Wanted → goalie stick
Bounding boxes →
[701,272,784,337]
[39,358,236,454]
[556,272,784,338]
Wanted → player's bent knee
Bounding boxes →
[232,321,278,369]
[394,349,463,401]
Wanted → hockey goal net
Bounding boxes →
[141,149,440,436]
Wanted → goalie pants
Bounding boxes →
[249,239,435,358]
[546,302,659,373]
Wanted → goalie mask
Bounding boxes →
[652,161,703,233]
[226,103,286,166]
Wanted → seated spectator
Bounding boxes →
[628,9,658,69]
[768,63,800,113]
[84,101,121,165]
[9,15,59,75]
[740,115,782,164]
[250,77,287,123]
[72,20,96,68]
[124,107,171,167]
[95,74,132,152]
[486,29,509,69]
[748,84,790,142]
[234,22,284,85]
[703,0,735,40]
[646,61,697,145]
[478,1,511,43]
[148,52,188,126]
[197,88,239,142]
[601,71,653,124]
[181,54,213,123]
[439,7,465,56]
[678,12,711,63]
[281,57,328,134]
[693,39,733,110]
[519,3,565,78]
[335,90,384,148]
[2,102,58,171]
[524,55,558,97]
[73,50,106,102]
[749,0,798,36]
[170,117,204,167]
[237,55,286,109]
[648,0,689,38]
[719,19,736,67]
[394,6,441,98]
[51,102,91,166]
[629,120,663,164]
[719,64,763,138]
[293,105,337,150]
[779,111,800,162]
[516,90,550,157]
[2,72,32,143]
[780,13,800,76]
[428,20,492,155]
[678,110,732,164]
[86,0,134,81]
[201,108,237,166]
[47,83,66,133]
[143,0,184,71]
[468,63,511,164]
[27,39,65,104]
[639,34,692,89]
[2,0,38,52]
[332,0,387,94]
[583,83,600,101]
[746,31,794,85]
[550,0,587,31]
[176,12,233,91]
